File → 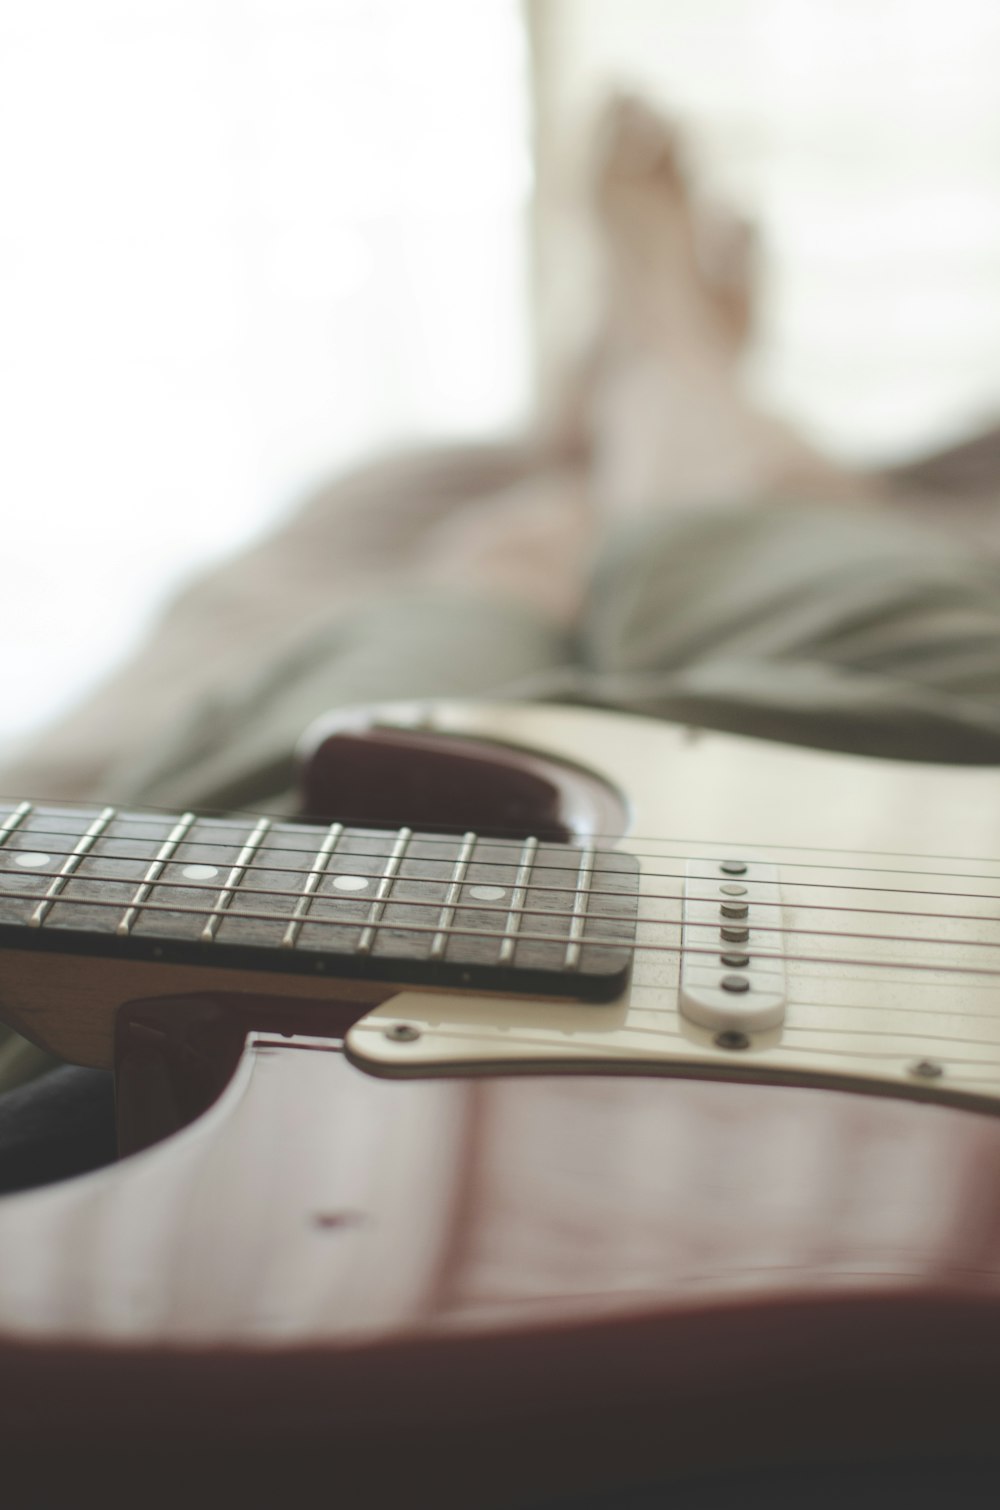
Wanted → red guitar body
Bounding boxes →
[1,707,999,1507]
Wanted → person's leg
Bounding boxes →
[881,421,1000,499]
[583,96,869,523]
[567,100,1000,764]
[581,501,1000,762]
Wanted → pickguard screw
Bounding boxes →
[715,1030,750,1051]
[311,1211,365,1230]
[909,1058,944,1080]
[385,1022,420,1043]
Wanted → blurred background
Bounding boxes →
[3,0,1000,753]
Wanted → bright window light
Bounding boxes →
[0,0,531,749]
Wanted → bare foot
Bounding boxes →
[586,96,864,517]
[593,96,754,358]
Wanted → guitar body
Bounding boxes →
[2,703,1000,1506]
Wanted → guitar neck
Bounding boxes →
[0,800,638,1003]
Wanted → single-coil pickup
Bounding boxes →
[680,859,786,1037]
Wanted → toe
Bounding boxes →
[593,93,685,203]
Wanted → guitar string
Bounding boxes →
[9,823,1000,908]
[6,807,1000,1065]
[6,801,1000,937]
[10,831,1000,1056]
[10,801,1000,874]
[7,843,1000,924]
[7,881,1000,985]
[9,876,1000,1059]
[7,851,1000,928]
[9,843,1000,1075]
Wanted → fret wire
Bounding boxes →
[0,841,637,892]
[5,873,624,948]
[430,830,477,960]
[0,857,634,929]
[355,827,412,955]
[281,822,345,949]
[28,807,117,929]
[0,802,32,850]
[200,817,272,943]
[564,843,596,971]
[498,835,539,965]
[116,812,197,937]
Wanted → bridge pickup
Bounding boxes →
[680,860,786,1035]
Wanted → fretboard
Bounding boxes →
[0,802,639,1001]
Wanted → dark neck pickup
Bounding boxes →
[0,803,640,1002]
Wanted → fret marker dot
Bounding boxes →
[469,885,505,902]
[333,875,369,891]
[182,864,219,882]
[14,852,51,868]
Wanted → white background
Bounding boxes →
[0,0,532,749]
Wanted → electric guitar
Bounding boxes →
[1,700,1000,1507]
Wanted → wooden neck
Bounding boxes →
[0,800,638,1004]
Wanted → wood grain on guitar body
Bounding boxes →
[1,701,1000,1506]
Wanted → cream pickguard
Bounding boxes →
[345,701,1000,1114]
